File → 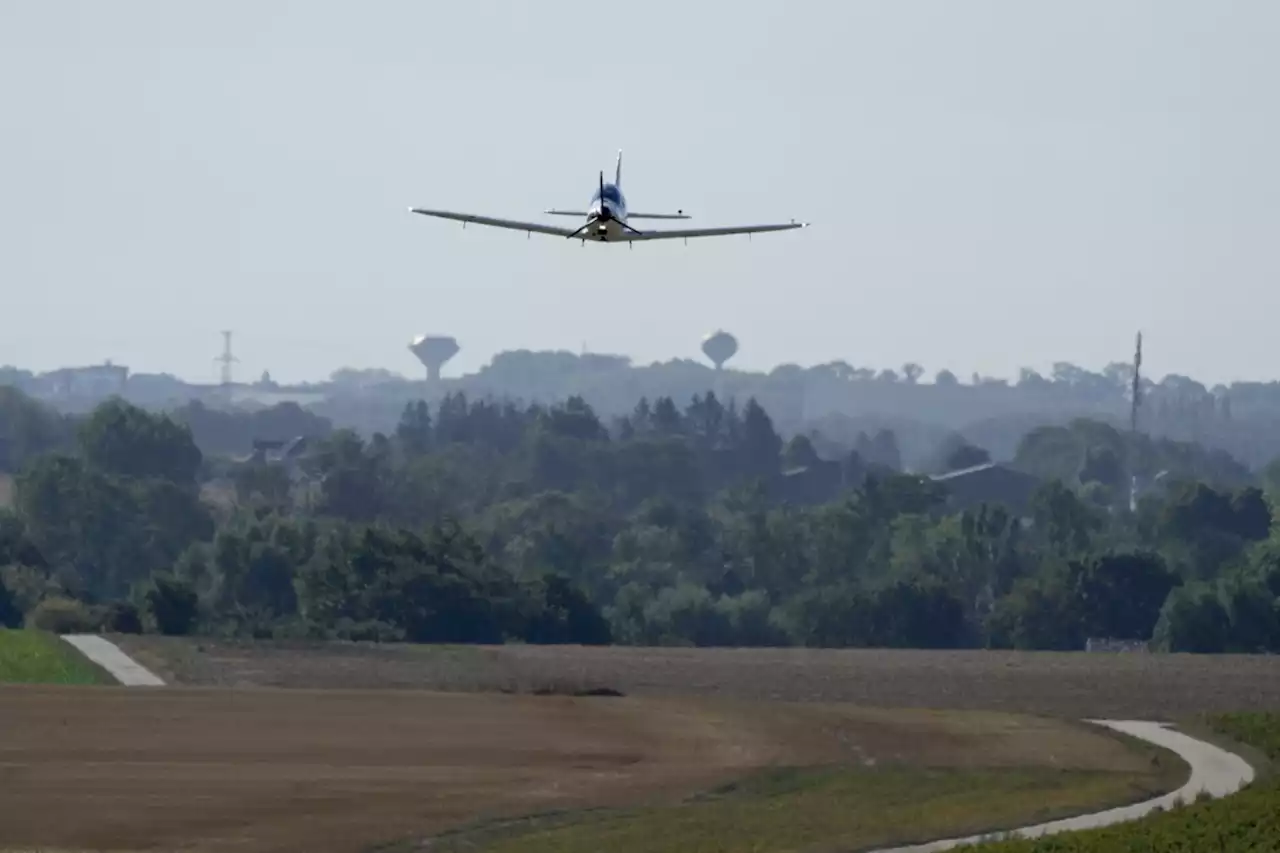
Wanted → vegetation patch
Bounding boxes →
[0,629,109,684]
[952,712,1280,851]
[413,765,1177,853]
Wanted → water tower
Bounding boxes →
[408,334,460,381]
[701,330,739,370]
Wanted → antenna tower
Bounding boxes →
[1130,331,1143,433]
[1127,331,1143,511]
[216,330,239,386]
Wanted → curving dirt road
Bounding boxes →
[871,719,1256,852]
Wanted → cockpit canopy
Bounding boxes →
[591,183,625,205]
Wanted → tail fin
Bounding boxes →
[615,149,623,187]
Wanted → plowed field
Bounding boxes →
[118,636,1280,719]
[0,684,1179,853]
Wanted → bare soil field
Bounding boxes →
[0,684,1178,853]
[117,636,1280,720]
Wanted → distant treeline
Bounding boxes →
[304,354,1280,470]
[1,386,1279,654]
[9,350,1280,469]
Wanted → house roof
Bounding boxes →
[930,461,1000,481]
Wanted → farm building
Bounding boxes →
[929,462,1042,515]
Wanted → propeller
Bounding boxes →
[564,169,644,239]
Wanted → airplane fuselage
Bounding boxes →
[585,182,628,242]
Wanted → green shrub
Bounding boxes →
[102,600,144,634]
[25,596,98,634]
[144,573,199,636]
[0,572,19,628]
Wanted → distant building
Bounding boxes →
[776,459,847,505]
[40,362,128,397]
[242,436,311,470]
[929,462,1042,515]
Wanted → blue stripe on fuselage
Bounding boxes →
[590,182,627,219]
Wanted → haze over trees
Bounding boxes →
[307,353,1280,473]
[3,382,1279,653]
[9,349,1280,472]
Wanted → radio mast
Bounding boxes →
[1128,331,1143,511]
[216,330,238,386]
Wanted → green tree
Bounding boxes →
[985,568,1083,650]
[739,399,782,480]
[524,573,612,645]
[783,434,821,469]
[1216,576,1280,653]
[1151,582,1230,653]
[77,399,202,485]
[0,386,73,472]
[1030,480,1103,557]
[17,456,151,597]
[307,430,392,522]
[231,461,294,510]
[1158,482,1270,579]
[102,601,144,634]
[395,400,434,456]
[145,573,200,636]
[1070,551,1179,640]
[870,577,968,648]
[0,572,20,628]
[1260,457,1280,504]
[0,510,45,569]
[1079,445,1124,489]
[780,583,875,648]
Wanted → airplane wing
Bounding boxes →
[623,221,808,241]
[544,209,588,217]
[409,207,579,237]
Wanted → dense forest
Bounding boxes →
[2,383,1279,653]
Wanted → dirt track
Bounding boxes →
[118,637,1280,719]
[0,684,1165,853]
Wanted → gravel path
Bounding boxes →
[61,633,166,686]
[871,719,1256,852]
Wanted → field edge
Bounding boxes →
[0,629,115,686]
[386,764,1185,853]
[374,715,1193,853]
[106,635,1280,720]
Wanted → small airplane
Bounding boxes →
[409,150,808,244]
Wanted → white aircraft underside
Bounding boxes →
[410,151,808,244]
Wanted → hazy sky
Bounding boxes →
[2,1,1277,385]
